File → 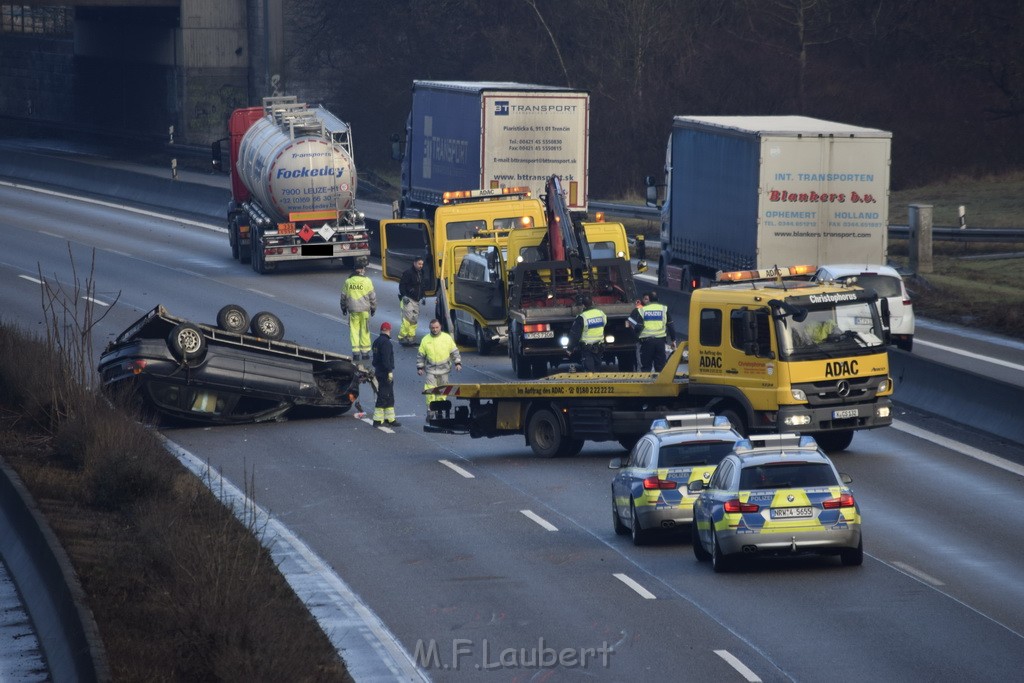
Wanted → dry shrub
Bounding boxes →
[0,323,69,432]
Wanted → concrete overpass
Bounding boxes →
[0,1,285,146]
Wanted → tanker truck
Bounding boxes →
[221,96,371,274]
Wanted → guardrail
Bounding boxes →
[592,201,1024,243]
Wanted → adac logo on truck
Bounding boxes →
[494,101,580,115]
[824,360,859,377]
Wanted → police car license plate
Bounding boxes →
[525,331,554,339]
[771,507,812,519]
[854,316,873,325]
[833,408,859,419]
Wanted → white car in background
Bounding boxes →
[813,264,915,352]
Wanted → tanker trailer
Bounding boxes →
[224,96,370,274]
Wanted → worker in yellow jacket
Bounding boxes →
[340,258,377,360]
[417,318,462,412]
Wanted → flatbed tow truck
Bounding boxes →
[424,265,895,456]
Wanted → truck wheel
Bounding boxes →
[167,323,206,361]
[527,408,564,458]
[238,231,251,264]
[251,240,265,274]
[475,323,492,356]
[216,304,249,333]
[680,265,695,293]
[229,219,240,260]
[250,311,285,340]
[718,408,746,437]
[814,429,854,453]
[512,340,531,379]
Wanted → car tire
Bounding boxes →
[216,304,250,333]
[711,526,735,573]
[612,499,629,536]
[692,523,711,562]
[840,538,864,567]
[526,408,564,458]
[250,311,285,341]
[630,500,649,546]
[167,322,206,361]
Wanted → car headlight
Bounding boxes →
[791,388,807,401]
[783,414,812,426]
[878,379,889,393]
[605,334,615,344]
[559,335,570,348]
[877,405,890,418]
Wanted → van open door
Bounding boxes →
[380,219,437,296]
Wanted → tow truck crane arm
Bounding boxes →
[543,175,591,274]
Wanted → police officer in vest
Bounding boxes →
[628,290,677,372]
[567,293,608,372]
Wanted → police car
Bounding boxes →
[690,434,863,572]
[609,413,744,545]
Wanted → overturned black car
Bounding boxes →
[98,304,370,425]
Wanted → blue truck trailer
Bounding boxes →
[393,80,590,220]
[646,116,892,291]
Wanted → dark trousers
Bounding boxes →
[580,343,603,371]
[375,373,394,409]
[639,337,668,372]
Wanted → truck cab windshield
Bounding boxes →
[776,302,885,359]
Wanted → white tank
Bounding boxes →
[236,104,358,224]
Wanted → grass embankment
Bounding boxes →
[0,321,350,680]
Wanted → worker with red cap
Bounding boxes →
[370,321,399,427]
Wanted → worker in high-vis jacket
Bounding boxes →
[628,290,677,372]
[340,257,377,360]
[417,318,462,412]
[567,293,608,372]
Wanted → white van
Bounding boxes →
[813,264,915,352]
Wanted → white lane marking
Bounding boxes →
[714,650,762,683]
[439,459,475,479]
[520,509,558,531]
[892,561,944,586]
[891,420,1024,477]
[915,339,1024,372]
[82,296,109,307]
[613,573,656,599]
[1,179,223,231]
[18,275,43,285]
[245,288,276,298]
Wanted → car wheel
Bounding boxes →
[692,522,711,562]
[167,322,206,361]
[840,537,864,567]
[475,323,492,356]
[630,500,649,546]
[711,526,734,573]
[612,498,629,536]
[216,304,249,333]
[250,311,285,341]
[526,408,563,458]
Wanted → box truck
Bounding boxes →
[393,80,590,219]
[645,116,891,291]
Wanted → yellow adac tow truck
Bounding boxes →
[424,265,894,456]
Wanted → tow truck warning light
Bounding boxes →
[717,264,815,282]
[442,186,532,203]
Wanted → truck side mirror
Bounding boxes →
[644,176,660,208]
[390,133,404,161]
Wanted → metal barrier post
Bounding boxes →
[908,204,933,274]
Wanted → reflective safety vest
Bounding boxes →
[638,303,668,339]
[580,308,608,345]
[417,331,461,373]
